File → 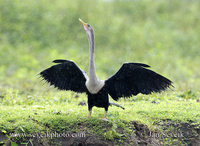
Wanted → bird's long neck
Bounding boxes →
[88,31,98,82]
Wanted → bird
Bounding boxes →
[40,18,173,120]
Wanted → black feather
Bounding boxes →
[129,63,150,68]
[40,60,88,93]
[53,59,71,63]
[105,63,173,101]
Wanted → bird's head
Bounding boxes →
[79,18,94,38]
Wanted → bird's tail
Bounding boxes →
[109,102,125,110]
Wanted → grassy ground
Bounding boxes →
[0,89,200,145]
[0,0,200,145]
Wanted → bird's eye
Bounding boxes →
[87,24,90,27]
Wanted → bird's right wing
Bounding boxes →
[40,60,88,93]
[105,63,173,101]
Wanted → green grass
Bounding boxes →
[0,89,199,134]
[0,0,200,145]
[0,90,200,145]
[0,0,200,90]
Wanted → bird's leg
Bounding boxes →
[88,109,92,118]
[101,109,109,121]
[104,110,107,119]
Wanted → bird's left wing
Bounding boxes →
[40,59,88,93]
[105,63,173,101]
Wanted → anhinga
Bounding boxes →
[40,19,172,120]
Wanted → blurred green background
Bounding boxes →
[0,0,199,93]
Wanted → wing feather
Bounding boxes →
[105,63,173,100]
[40,60,88,93]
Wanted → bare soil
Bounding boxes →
[1,120,200,146]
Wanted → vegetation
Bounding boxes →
[0,0,199,145]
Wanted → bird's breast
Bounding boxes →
[86,79,105,94]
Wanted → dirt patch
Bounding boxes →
[130,121,200,145]
[1,120,199,146]
[158,120,200,145]
[0,132,114,146]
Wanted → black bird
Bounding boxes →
[40,19,173,120]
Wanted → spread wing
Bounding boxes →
[40,59,88,93]
[105,63,173,100]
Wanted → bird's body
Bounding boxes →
[40,19,173,119]
[87,86,109,110]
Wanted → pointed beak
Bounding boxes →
[79,18,88,30]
